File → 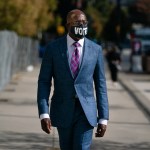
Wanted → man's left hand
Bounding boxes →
[95,124,107,137]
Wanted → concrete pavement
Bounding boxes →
[119,72,150,120]
[0,67,150,150]
[92,72,150,150]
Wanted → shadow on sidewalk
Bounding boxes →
[0,131,150,150]
[0,131,59,150]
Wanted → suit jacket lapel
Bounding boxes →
[59,35,73,79]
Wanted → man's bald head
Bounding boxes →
[66,9,88,40]
[67,9,87,24]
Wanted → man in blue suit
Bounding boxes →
[37,9,109,150]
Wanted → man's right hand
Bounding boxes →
[41,118,51,134]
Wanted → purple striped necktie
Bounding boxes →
[70,42,80,78]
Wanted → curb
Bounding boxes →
[119,76,150,122]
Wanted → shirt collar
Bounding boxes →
[67,34,84,47]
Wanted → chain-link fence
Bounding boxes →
[0,30,39,91]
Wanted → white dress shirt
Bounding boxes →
[40,34,108,125]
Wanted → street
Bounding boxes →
[0,67,150,150]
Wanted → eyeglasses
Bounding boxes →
[69,21,88,26]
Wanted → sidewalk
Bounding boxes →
[0,67,150,150]
[0,67,59,149]
[92,72,150,149]
[119,72,150,120]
